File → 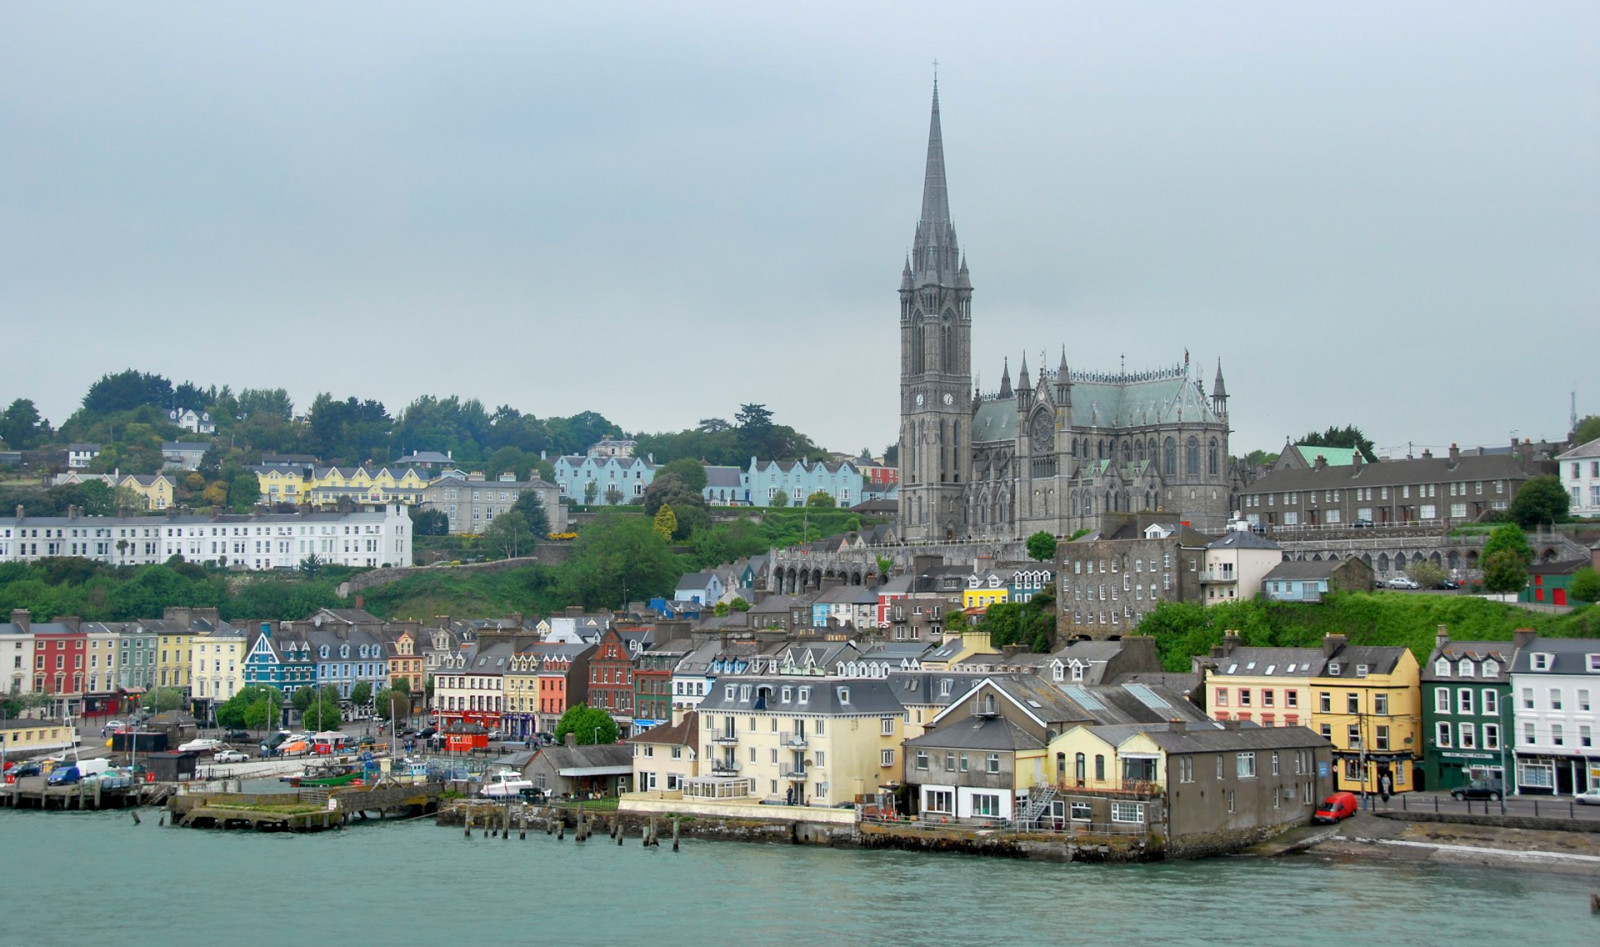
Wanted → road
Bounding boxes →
[1369,790,1600,822]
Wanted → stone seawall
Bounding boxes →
[437,802,854,846]
[343,544,576,594]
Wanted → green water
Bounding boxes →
[1,809,1594,945]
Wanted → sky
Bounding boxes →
[2,2,1596,460]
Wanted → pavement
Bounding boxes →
[1358,789,1600,823]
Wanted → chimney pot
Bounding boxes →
[1323,632,1348,658]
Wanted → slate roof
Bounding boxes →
[1207,530,1282,552]
[1245,452,1528,493]
[630,712,699,746]
[1421,639,1514,683]
[1554,438,1600,461]
[1263,560,1346,582]
[698,676,905,716]
[1509,636,1600,676]
[905,714,1045,752]
[971,368,1221,447]
[1207,647,1327,677]
[704,466,743,488]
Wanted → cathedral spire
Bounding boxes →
[998,357,1012,399]
[912,78,959,285]
[921,79,950,228]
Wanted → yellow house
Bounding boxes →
[962,571,1010,611]
[1307,635,1421,795]
[255,465,430,507]
[696,677,904,807]
[1195,633,1322,729]
[254,467,310,505]
[119,474,175,511]
[922,628,999,671]
[631,710,702,793]
[191,625,247,706]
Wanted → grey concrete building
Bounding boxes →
[1056,514,1212,640]
[421,471,565,535]
[897,83,1233,543]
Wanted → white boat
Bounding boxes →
[479,768,534,799]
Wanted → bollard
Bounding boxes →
[558,822,565,840]
[673,816,680,852]
[618,831,623,846]
[465,815,472,838]
[131,811,141,826]
[1535,799,1540,818]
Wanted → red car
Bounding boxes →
[1313,791,1360,823]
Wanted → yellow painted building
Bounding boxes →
[254,465,429,507]
[191,627,247,705]
[1197,635,1322,730]
[1307,636,1421,795]
[119,474,175,511]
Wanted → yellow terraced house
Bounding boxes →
[255,465,428,507]
[191,625,247,707]
[1307,635,1420,795]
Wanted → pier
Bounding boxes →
[168,780,445,832]
[2,775,172,811]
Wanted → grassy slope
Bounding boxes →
[358,566,563,622]
[1143,592,1600,672]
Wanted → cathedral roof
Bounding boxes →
[970,368,1222,446]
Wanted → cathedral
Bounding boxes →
[897,83,1235,543]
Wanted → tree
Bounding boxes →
[484,512,535,558]
[554,703,619,745]
[291,686,318,713]
[642,473,709,539]
[558,511,680,609]
[302,693,343,732]
[735,403,773,434]
[1407,560,1449,591]
[604,485,624,505]
[218,685,280,731]
[805,490,836,508]
[652,504,678,542]
[229,467,261,511]
[1026,531,1058,562]
[410,507,449,536]
[659,457,708,492]
[511,490,551,538]
[730,597,750,612]
[771,490,790,509]
[1509,475,1570,529]
[1297,425,1377,463]
[350,681,373,707]
[375,686,410,721]
[242,689,285,732]
[141,687,185,713]
[583,480,599,505]
[1481,523,1533,594]
[1571,567,1600,605]
[1574,415,1600,447]
[0,398,47,450]
[299,553,324,578]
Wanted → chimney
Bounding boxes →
[14,504,22,520]
[260,621,273,640]
[1448,443,1459,465]
[564,731,577,748]
[1421,448,1432,460]
[1435,624,1450,651]
[1169,719,1187,733]
[1313,455,1327,471]
[1323,632,1348,658]
[1221,631,1242,655]
[10,609,30,632]
[52,616,81,632]
[1001,644,1027,659]
[1513,628,1537,651]
[355,595,365,611]
[1221,719,1242,731]
[1351,451,1363,470]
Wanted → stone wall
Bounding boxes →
[343,544,576,594]
[1375,810,1600,835]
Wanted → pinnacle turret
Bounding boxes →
[998,357,1013,399]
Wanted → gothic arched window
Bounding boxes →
[1208,438,1219,477]
[1163,438,1176,476]
[1186,437,1200,476]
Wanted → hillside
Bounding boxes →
[1139,593,1600,672]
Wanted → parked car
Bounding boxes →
[105,720,126,731]
[1385,576,1420,590]
[1576,787,1600,807]
[1434,579,1461,590]
[1351,518,1375,528]
[1313,791,1360,824]
[8,761,44,779]
[212,749,249,764]
[223,730,252,742]
[1450,779,1504,801]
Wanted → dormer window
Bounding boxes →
[1071,664,1084,682]
[837,687,850,705]
[1328,663,1342,676]
[799,687,811,703]
[1355,665,1369,678]
[725,685,736,700]
[1532,653,1552,671]
[1458,660,1475,678]
[319,646,329,659]
[1483,659,1499,676]
[1588,655,1600,673]
[1435,659,1450,677]
[1051,661,1064,683]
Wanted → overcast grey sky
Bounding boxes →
[3,2,1595,459]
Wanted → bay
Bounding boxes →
[1,808,1593,945]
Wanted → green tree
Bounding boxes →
[141,687,185,713]
[805,490,836,507]
[410,507,450,536]
[1574,415,1600,446]
[713,601,729,617]
[1481,523,1533,594]
[652,503,678,542]
[217,685,280,731]
[302,693,343,732]
[1509,475,1570,529]
[299,553,324,578]
[604,485,624,505]
[291,685,318,714]
[554,703,619,745]
[484,511,535,558]
[659,457,708,493]
[1407,560,1449,591]
[583,480,599,505]
[229,467,261,511]
[1026,531,1058,562]
[511,490,551,538]
[771,489,790,509]
[375,686,410,721]
[1297,425,1377,463]
[350,681,373,707]
[558,511,680,609]
[242,689,285,732]
[1571,567,1600,605]
[730,597,751,612]
[0,398,47,450]
[642,473,708,539]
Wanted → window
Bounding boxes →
[986,753,1000,774]
[959,753,969,773]
[1346,693,1359,714]
[925,790,954,814]
[1285,691,1298,709]
[880,717,895,735]
[1094,755,1105,781]
[1483,724,1500,750]
[1553,724,1565,747]
[1373,693,1388,715]
[1271,752,1279,776]
[1347,725,1362,749]
[1550,688,1562,711]
[1069,802,1092,822]
[1375,725,1390,751]
[1522,687,1534,709]
[1214,688,1228,708]
[1458,723,1475,749]
[1456,689,1473,715]
[1582,726,1593,749]
[1482,690,1498,715]
[1239,688,1252,707]
[881,749,896,767]
[1111,801,1145,824]
[1581,689,1592,712]
[1178,757,1194,783]
[971,793,1002,818]
[1236,752,1256,778]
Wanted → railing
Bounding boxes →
[1056,781,1165,800]
[712,733,740,745]
[710,759,741,776]
[780,731,809,748]
[780,766,807,781]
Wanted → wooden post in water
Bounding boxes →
[672,816,680,852]
[465,813,472,838]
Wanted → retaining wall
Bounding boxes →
[1375,810,1600,834]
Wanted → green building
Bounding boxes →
[1420,628,1515,792]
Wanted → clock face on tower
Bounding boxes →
[1029,411,1054,452]
[942,392,954,405]
[914,393,925,407]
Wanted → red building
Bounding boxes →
[587,630,635,733]
[33,618,87,716]
[535,642,594,734]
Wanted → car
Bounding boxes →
[104,719,126,731]
[1351,518,1375,528]
[1434,579,1461,590]
[223,730,252,742]
[1385,576,1420,590]
[1576,787,1600,807]
[212,749,249,764]
[8,761,44,779]
[1312,791,1360,824]
[1450,779,1504,801]
[178,738,223,753]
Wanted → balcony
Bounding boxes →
[1198,570,1236,585]
[712,733,740,746]
[780,766,808,781]
[780,731,809,749]
[710,758,741,776]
